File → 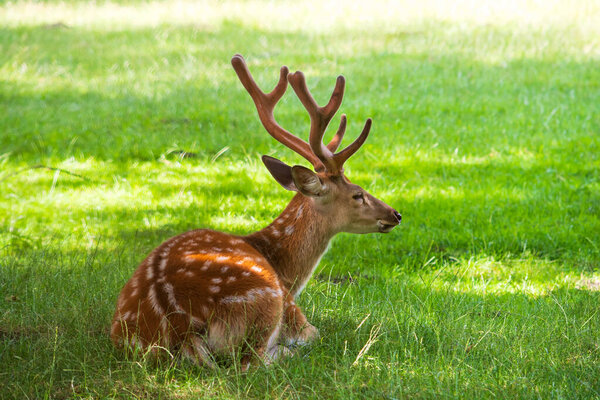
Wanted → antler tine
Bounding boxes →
[288,71,346,172]
[332,118,372,168]
[231,55,324,170]
[326,114,347,152]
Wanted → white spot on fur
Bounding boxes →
[211,277,223,284]
[226,276,237,283]
[200,265,209,271]
[242,271,251,277]
[219,295,245,304]
[265,287,283,298]
[220,287,268,304]
[146,266,154,280]
[251,265,262,273]
[147,252,155,266]
[130,277,138,289]
[216,256,229,262]
[208,285,221,293]
[221,266,229,273]
[117,295,126,309]
[296,205,304,219]
[164,282,185,313]
[148,284,164,316]
[284,225,295,236]
[159,318,169,346]
[185,271,195,278]
[271,228,281,238]
[158,257,168,271]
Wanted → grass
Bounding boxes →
[1,0,599,398]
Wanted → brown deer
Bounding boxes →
[110,54,401,371]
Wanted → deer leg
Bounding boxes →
[180,335,217,369]
[238,295,289,371]
[239,319,286,372]
[282,301,319,346]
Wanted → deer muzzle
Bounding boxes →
[377,209,401,233]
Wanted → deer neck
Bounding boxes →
[245,193,335,297]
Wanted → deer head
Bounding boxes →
[231,55,401,234]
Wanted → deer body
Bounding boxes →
[111,55,401,370]
[111,194,331,364]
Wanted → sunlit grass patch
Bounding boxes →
[2,0,600,36]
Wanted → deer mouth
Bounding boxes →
[377,220,398,233]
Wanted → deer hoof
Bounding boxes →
[298,323,319,344]
[266,345,294,364]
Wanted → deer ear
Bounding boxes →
[291,165,325,197]
[262,155,297,191]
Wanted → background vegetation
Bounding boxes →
[1,0,599,398]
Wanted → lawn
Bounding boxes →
[1,0,599,398]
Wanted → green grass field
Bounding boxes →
[1,0,599,398]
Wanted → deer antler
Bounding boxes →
[286,71,346,172]
[287,71,372,173]
[231,55,325,171]
[232,54,372,174]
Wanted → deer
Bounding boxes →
[110,54,401,371]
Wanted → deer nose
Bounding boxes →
[393,210,402,223]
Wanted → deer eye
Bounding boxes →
[352,192,364,201]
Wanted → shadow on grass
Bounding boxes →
[3,147,596,270]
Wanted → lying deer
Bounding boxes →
[111,54,401,370]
